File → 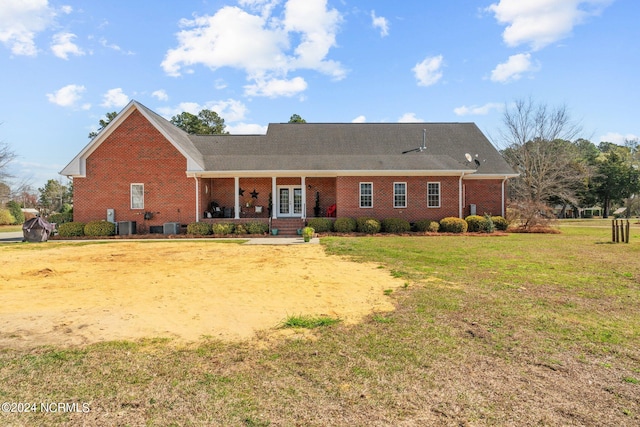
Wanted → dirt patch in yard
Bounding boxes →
[0,241,403,348]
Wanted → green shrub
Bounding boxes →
[84,220,116,236]
[306,218,333,232]
[415,220,440,232]
[484,214,495,233]
[58,221,86,237]
[234,224,248,235]
[302,226,315,239]
[357,217,381,234]
[414,219,435,232]
[212,222,235,235]
[245,221,268,235]
[491,215,508,231]
[0,209,16,225]
[333,217,356,233]
[381,218,411,233]
[187,222,212,235]
[465,215,488,232]
[439,217,468,233]
[6,201,24,224]
[47,212,73,225]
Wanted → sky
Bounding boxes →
[0,0,638,191]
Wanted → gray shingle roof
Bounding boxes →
[189,123,516,175]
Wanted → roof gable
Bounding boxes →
[60,101,204,177]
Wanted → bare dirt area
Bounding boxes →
[0,241,404,349]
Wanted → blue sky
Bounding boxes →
[0,0,638,190]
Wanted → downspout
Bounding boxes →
[458,172,467,218]
[501,176,508,218]
[194,176,200,222]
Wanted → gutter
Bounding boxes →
[501,176,509,218]
[459,172,468,218]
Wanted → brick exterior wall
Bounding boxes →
[463,179,505,218]
[73,110,196,231]
[306,177,336,217]
[335,176,461,222]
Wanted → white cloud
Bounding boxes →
[226,122,268,134]
[487,0,613,50]
[50,32,84,60]
[398,113,424,123]
[101,88,129,109]
[0,0,56,56]
[152,89,169,101]
[244,76,307,98]
[454,102,503,116]
[371,10,389,37]
[99,38,134,55]
[490,53,538,83]
[46,84,86,108]
[599,132,640,145]
[352,115,366,123]
[412,55,444,87]
[161,0,345,97]
[157,98,249,123]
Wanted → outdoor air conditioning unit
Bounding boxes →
[118,221,136,235]
[163,222,181,235]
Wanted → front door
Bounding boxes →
[278,186,303,217]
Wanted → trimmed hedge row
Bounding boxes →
[53,214,509,238]
[187,221,270,236]
[308,215,508,234]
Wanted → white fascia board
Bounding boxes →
[463,173,519,180]
[187,169,474,178]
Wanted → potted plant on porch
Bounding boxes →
[302,226,314,242]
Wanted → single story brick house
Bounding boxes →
[61,100,517,234]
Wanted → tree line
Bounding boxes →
[499,98,639,224]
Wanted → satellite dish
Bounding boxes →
[465,153,472,162]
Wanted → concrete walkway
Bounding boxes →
[0,231,318,245]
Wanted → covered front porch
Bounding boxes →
[196,176,337,222]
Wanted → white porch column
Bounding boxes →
[194,176,200,222]
[301,176,306,220]
[271,177,277,219]
[234,177,240,219]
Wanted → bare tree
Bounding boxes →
[0,139,17,182]
[498,98,586,227]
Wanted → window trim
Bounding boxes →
[427,181,440,208]
[359,182,373,208]
[393,182,407,208]
[131,183,145,210]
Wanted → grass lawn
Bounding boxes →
[0,225,22,233]
[1,221,639,425]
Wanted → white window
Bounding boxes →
[427,182,440,208]
[131,184,144,209]
[394,182,407,208]
[359,182,373,208]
